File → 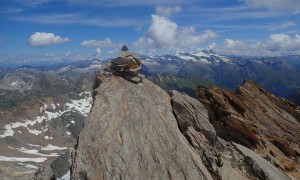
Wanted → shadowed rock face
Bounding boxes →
[71,76,212,179]
[197,80,300,178]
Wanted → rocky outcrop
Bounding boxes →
[169,90,216,142]
[34,166,55,180]
[69,63,297,180]
[169,90,289,180]
[108,46,144,83]
[197,80,300,178]
[71,75,212,179]
[50,151,70,179]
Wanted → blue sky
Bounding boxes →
[1,0,300,66]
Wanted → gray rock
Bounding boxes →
[125,75,142,84]
[34,166,55,180]
[72,76,212,180]
[137,73,145,79]
[169,90,216,141]
[50,151,70,179]
[232,142,290,180]
[217,160,249,180]
[103,71,112,77]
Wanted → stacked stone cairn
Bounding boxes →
[101,45,145,83]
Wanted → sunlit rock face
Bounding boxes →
[197,80,300,179]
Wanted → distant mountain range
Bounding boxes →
[0,61,103,179]
[140,50,300,105]
[1,51,300,106]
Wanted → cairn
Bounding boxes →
[101,45,144,83]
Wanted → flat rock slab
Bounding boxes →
[232,142,290,180]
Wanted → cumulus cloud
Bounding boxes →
[155,6,182,17]
[242,0,300,11]
[224,39,245,48]
[216,33,300,56]
[134,15,217,50]
[80,38,114,47]
[266,33,300,52]
[27,32,70,47]
[147,15,177,47]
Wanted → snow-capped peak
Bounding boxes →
[175,50,232,64]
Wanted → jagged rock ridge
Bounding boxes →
[197,80,300,178]
[69,67,296,179]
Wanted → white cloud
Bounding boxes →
[268,21,296,31]
[13,13,141,28]
[208,42,216,49]
[134,15,217,50]
[27,32,69,47]
[224,39,245,48]
[80,38,114,47]
[242,0,300,11]
[2,8,23,13]
[147,15,177,48]
[155,6,182,17]
[266,33,300,52]
[216,33,300,56]
[95,47,101,54]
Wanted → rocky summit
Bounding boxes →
[28,54,300,179]
[71,74,212,179]
[105,45,144,84]
[64,65,299,179]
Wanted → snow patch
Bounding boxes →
[25,164,38,169]
[66,92,92,116]
[176,54,195,61]
[51,102,56,110]
[27,128,43,135]
[192,51,210,58]
[41,144,68,151]
[9,147,58,157]
[44,136,53,140]
[0,92,92,138]
[58,170,70,180]
[86,64,102,70]
[27,143,41,147]
[0,156,47,163]
[199,58,212,64]
[17,163,38,169]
